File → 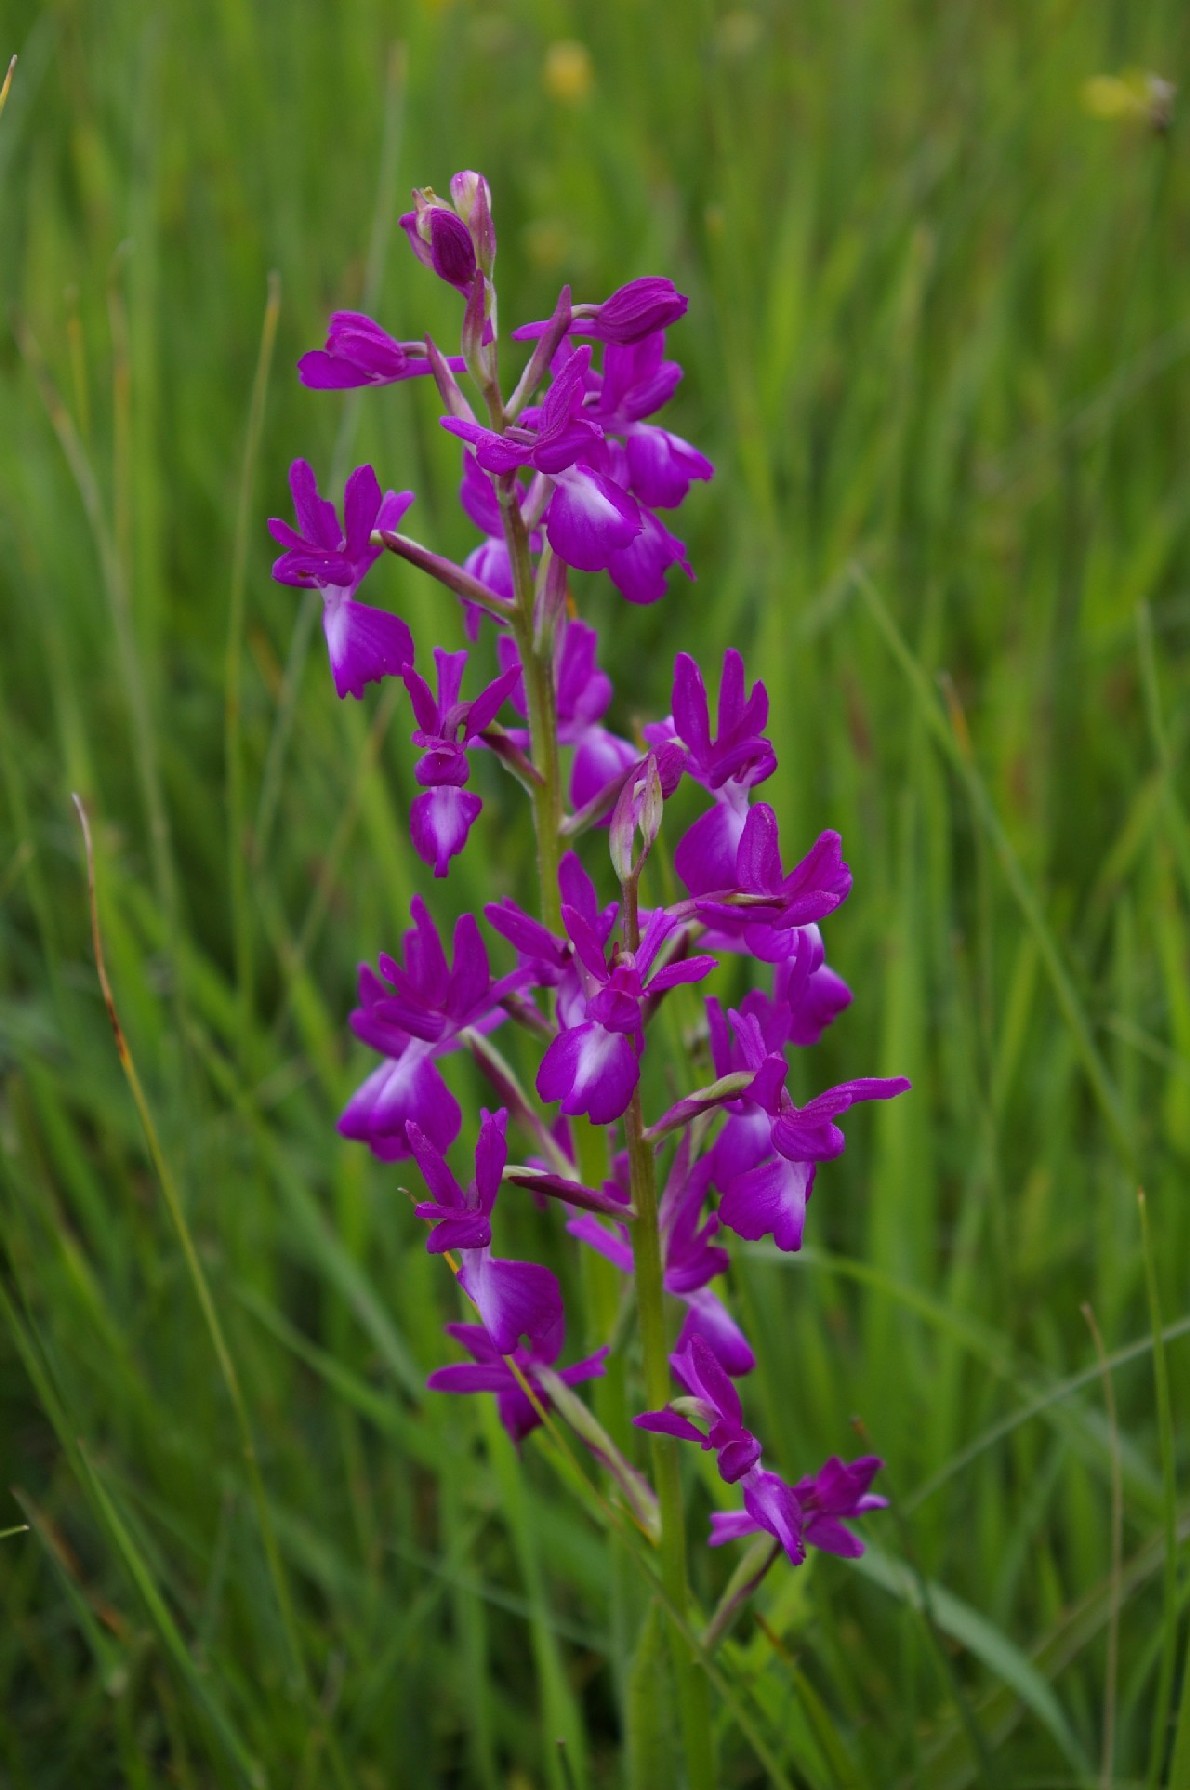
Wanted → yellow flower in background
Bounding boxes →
[543,39,594,104]
[522,218,572,271]
[1082,68,1176,133]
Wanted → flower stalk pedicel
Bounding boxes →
[274,170,909,1781]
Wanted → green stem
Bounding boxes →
[622,878,716,1789]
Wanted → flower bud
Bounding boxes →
[400,188,478,295]
[609,752,665,884]
[609,776,636,885]
[640,754,664,848]
[450,170,497,274]
[583,277,688,343]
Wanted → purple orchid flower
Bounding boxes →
[338,899,523,1161]
[442,347,602,478]
[442,351,643,574]
[594,334,714,510]
[297,312,467,390]
[403,648,521,876]
[407,1107,507,1254]
[387,1070,560,1353]
[536,907,717,1126]
[428,1322,608,1444]
[678,803,854,956]
[400,191,479,295]
[485,851,620,1026]
[793,1455,888,1557]
[269,460,415,699]
[709,1454,886,1563]
[706,925,851,1071]
[649,647,777,901]
[669,649,776,793]
[710,1008,910,1252]
[634,1335,762,1483]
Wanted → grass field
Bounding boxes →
[2,1,1190,1784]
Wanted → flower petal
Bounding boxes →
[546,467,641,572]
[410,788,483,878]
[718,1155,816,1253]
[322,599,414,700]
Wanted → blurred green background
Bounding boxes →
[2,0,1189,1784]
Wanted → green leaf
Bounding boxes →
[627,1599,680,1790]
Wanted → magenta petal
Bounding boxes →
[464,539,516,606]
[473,1108,508,1206]
[560,1346,611,1392]
[607,507,691,606]
[410,788,483,878]
[342,464,383,555]
[289,458,340,549]
[675,1289,755,1377]
[788,964,853,1047]
[772,1076,911,1162]
[677,1333,744,1426]
[648,955,717,995]
[418,1212,492,1253]
[770,1111,846,1161]
[566,1214,635,1270]
[465,664,521,736]
[537,1024,639,1125]
[560,903,610,982]
[426,1362,511,1394]
[717,1433,764,1484]
[323,599,414,699]
[735,802,782,888]
[709,1108,774,1183]
[625,425,714,509]
[406,1122,465,1210]
[338,1052,461,1158]
[546,467,641,572]
[441,416,531,474]
[585,277,688,343]
[571,728,637,816]
[675,798,751,896]
[708,1509,761,1547]
[376,488,417,535]
[775,830,853,926]
[458,1251,564,1356]
[741,1470,806,1564]
[633,1409,708,1447]
[672,653,710,757]
[719,1156,816,1253]
[803,1515,866,1558]
[298,351,381,390]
